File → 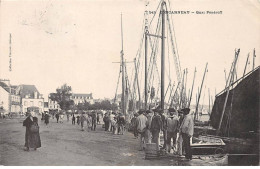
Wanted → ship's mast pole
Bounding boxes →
[121,13,126,115]
[208,88,211,115]
[161,1,166,111]
[217,49,240,135]
[188,67,196,108]
[134,58,141,109]
[194,63,208,121]
[145,27,148,111]
[243,53,250,77]
[252,48,255,70]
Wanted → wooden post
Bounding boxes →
[145,28,148,111]
[252,48,256,70]
[120,14,126,115]
[194,63,208,121]
[161,2,166,111]
[188,67,196,108]
[134,58,141,109]
[217,49,240,135]
[243,53,250,77]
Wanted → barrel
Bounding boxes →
[145,143,159,159]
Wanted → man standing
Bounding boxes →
[150,109,162,151]
[80,113,86,131]
[117,113,125,135]
[109,112,115,132]
[165,108,179,154]
[180,108,194,160]
[91,111,97,131]
[136,109,148,151]
[177,109,184,156]
[103,112,110,131]
[72,113,76,125]
[160,109,167,149]
[55,113,59,123]
[145,110,154,143]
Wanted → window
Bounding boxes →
[24,101,27,106]
[30,101,34,106]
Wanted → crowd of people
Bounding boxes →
[103,112,126,135]
[131,107,194,161]
[22,107,194,161]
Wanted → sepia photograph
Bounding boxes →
[0,0,259,166]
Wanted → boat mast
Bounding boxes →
[120,13,126,115]
[243,53,250,77]
[145,26,148,111]
[188,67,196,108]
[217,49,240,135]
[161,1,166,111]
[194,62,208,121]
[252,48,255,70]
[134,58,141,109]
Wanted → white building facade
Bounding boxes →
[71,93,94,105]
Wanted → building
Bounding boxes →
[0,86,9,114]
[48,97,60,112]
[10,86,21,114]
[71,93,94,105]
[0,82,21,114]
[17,85,44,114]
[44,102,49,112]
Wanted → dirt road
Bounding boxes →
[0,117,227,166]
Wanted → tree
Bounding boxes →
[49,84,74,111]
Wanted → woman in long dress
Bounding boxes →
[23,112,41,151]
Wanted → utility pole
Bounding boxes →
[161,1,166,111]
[194,63,208,121]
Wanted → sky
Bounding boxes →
[0,0,259,104]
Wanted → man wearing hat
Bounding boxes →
[136,109,148,150]
[150,108,162,151]
[177,109,184,156]
[145,110,154,143]
[165,108,179,154]
[179,108,194,160]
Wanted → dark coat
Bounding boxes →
[23,116,41,148]
[151,115,162,131]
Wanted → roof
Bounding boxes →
[18,85,40,99]
[0,82,9,93]
[72,93,93,99]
